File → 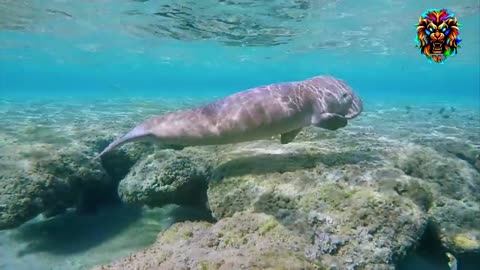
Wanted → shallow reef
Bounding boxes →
[93,212,314,270]
[0,98,479,269]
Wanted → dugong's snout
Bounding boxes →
[311,76,363,120]
[345,91,363,120]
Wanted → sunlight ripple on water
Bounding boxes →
[0,0,479,64]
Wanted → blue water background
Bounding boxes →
[1,1,479,107]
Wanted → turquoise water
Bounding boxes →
[1,0,479,104]
[0,0,479,270]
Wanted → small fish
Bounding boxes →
[45,9,73,18]
[405,105,412,114]
[446,252,457,270]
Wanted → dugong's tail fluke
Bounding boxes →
[96,125,150,159]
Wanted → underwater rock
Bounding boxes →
[429,198,480,253]
[413,138,480,172]
[392,145,479,200]
[93,135,154,184]
[118,148,214,208]
[207,137,385,219]
[93,211,316,270]
[0,142,111,230]
[392,144,480,253]
[368,167,434,211]
[0,168,50,230]
[206,140,428,269]
[301,183,427,270]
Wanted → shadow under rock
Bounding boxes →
[76,138,154,212]
[12,204,143,257]
[11,202,216,258]
[168,204,216,224]
[212,150,379,179]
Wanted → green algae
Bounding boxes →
[298,182,356,211]
[199,261,218,270]
[259,216,280,236]
[452,233,480,250]
[159,224,181,244]
[23,125,71,144]
[183,230,194,238]
[160,222,212,244]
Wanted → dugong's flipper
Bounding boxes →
[280,128,302,144]
[311,113,348,131]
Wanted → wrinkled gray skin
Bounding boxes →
[98,75,363,158]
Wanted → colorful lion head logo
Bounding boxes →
[414,8,462,63]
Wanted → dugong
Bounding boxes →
[97,75,363,158]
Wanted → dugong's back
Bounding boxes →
[194,75,363,142]
[204,81,313,141]
[146,81,311,145]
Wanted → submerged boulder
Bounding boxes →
[0,141,111,230]
[417,138,480,172]
[206,138,428,269]
[118,148,215,208]
[392,144,480,253]
[301,183,427,270]
[94,211,316,270]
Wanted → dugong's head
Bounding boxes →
[307,76,363,120]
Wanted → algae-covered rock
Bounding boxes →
[429,198,480,253]
[0,168,50,230]
[93,212,317,270]
[91,134,154,180]
[369,167,434,211]
[118,148,214,207]
[392,145,479,200]
[207,140,428,269]
[392,144,480,253]
[301,183,427,269]
[0,142,111,230]
[413,138,480,172]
